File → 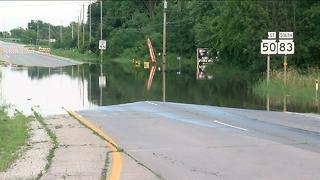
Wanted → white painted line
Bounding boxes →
[214,120,248,132]
[6,54,9,58]
[145,101,158,106]
[285,111,320,120]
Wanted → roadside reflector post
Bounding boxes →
[316,80,319,101]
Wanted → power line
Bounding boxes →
[0,1,91,8]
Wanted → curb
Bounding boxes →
[66,110,122,180]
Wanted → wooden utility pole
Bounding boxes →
[60,25,62,42]
[100,0,103,76]
[77,17,80,48]
[162,0,167,102]
[89,0,92,43]
[82,3,85,46]
[48,24,50,46]
[71,23,74,39]
[36,20,39,46]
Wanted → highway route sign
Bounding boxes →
[277,39,294,55]
[261,32,294,55]
[260,39,278,55]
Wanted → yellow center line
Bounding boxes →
[67,110,122,180]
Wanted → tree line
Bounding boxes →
[0,0,319,71]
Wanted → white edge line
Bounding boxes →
[214,120,248,132]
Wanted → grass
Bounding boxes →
[0,107,31,172]
[32,110,58,180]
[254,68,320,101]
[50,49,99,63]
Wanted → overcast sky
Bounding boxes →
[0,1,92,32]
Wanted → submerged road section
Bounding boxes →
[0,41,79,67]
[78,101,320,180]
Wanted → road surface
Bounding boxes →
[78,101,320,180]
[0,41,79,67]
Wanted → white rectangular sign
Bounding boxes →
[268,32,276,39]
[279,32,293,39]
[99,75,106,88]
[277,39,294,55]
[99,40,106,50]
[260,39,278,55]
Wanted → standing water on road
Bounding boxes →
[0,62,319,115]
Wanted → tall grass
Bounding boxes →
[254,68,320,101]
[50,49,99,63]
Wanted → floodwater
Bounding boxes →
[0,62,319,115]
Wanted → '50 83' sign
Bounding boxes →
[260,32,294,55]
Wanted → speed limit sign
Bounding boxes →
[260,40,278,55]
[277,40,294,55]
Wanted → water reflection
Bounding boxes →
[0,65,94,115]
[1,62,320,115]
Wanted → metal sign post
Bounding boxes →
[278,32,294,85]
[261,32,277,87]
[267,55,270,86]
[284,55,287,85]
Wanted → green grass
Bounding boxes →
[0,107,31,172]
[254,68,320,100]
[50,49,99,63]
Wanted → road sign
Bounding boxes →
[144,62,150,69]
[260,39,278,55]
[99,75,106,88]
[279,32,293,39]
[99,40,106,50]
[278,39,294,55]
[261,32,294,55]
[268,32,276,39]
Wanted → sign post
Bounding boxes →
[278,32,294,85]
[261,32,277,86]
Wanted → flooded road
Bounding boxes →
[0,62,319,115]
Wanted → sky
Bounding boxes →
[0,1,92,32]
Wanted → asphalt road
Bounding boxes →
[78,101,320,180]
[0,41,79,67]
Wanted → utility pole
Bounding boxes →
[82,3,85,46]
[60,25,62,43]
[77,16,80,48]
[36,20,39,47]
[100,0,103,76]
[48,24,50,46]
[89,0,92,43]
[162,0,167,102]
[71,22,74,39]
[99,0,104,106]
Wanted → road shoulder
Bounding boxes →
[41,114,108,179]
[0,119,52,179]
